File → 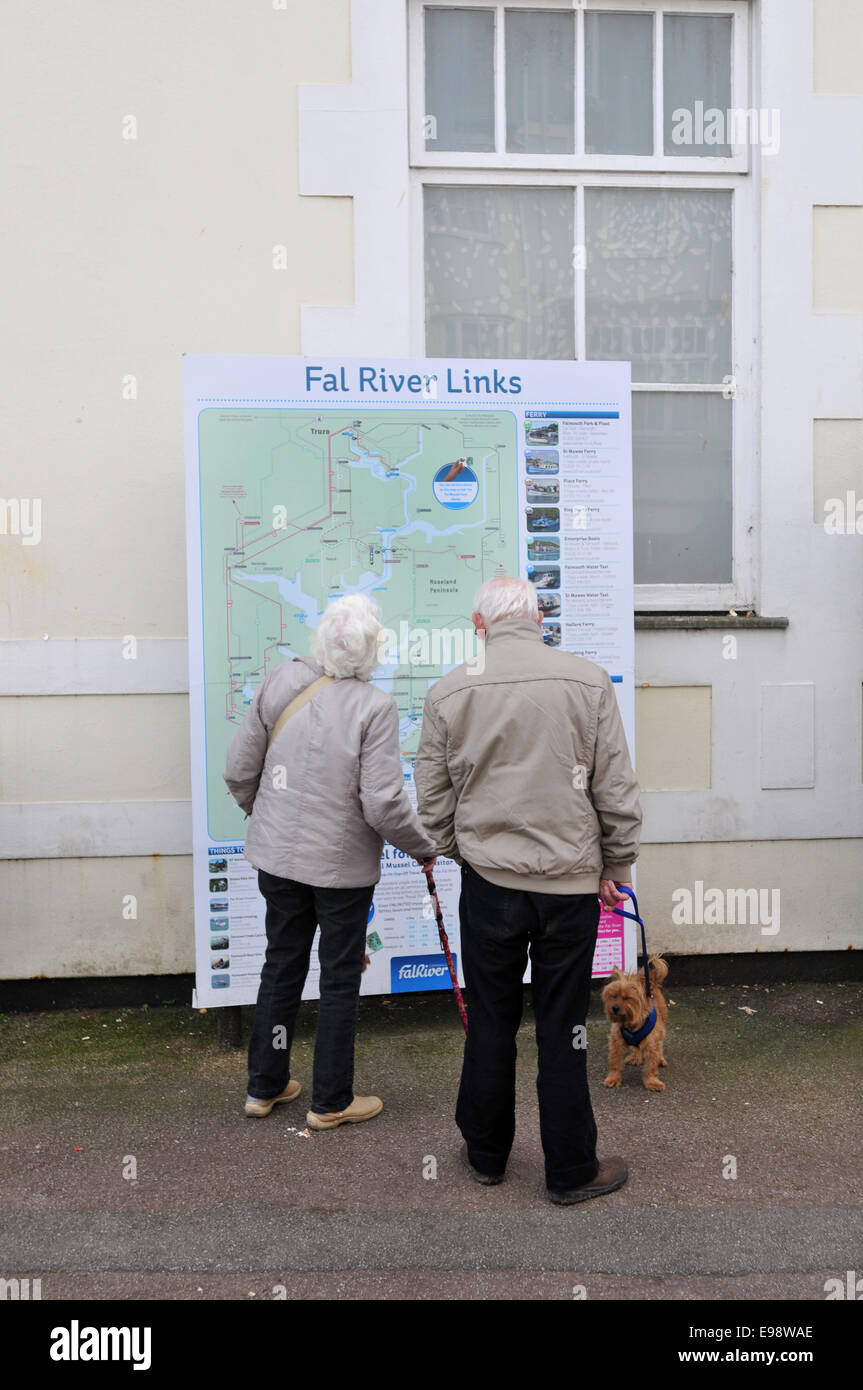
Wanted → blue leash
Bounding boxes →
[611,885,651,997]
[611,885,657,1047]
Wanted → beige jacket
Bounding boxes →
[414,618,642,893]
[224,657,436,888]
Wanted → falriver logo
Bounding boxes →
[391,953,458,993]
[49,1321,152,1371]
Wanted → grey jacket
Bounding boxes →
[414,618,642,893]
[224,657,436,887]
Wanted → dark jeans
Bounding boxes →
[455,861,601,1191]
[247,870,374,1114]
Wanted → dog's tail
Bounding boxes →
[648,953,669,985]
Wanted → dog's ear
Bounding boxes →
[608,966,623,981]
[648,954,668,984]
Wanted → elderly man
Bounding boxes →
[415,576,642,1204]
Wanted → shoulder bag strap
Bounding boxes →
[266,674,334,750]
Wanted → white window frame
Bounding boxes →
[409,0,758,612]
[410,0,750,174]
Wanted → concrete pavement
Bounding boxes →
[1,980,860,1300]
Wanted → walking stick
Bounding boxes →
[423,865,468,1033]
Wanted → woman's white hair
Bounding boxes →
[472,576,538,625]
[311,593,383,681]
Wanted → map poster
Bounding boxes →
[183,355,635,1007]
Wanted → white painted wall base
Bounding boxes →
[0,640,189,696]
[0,802,192,860]
[0,855,195,980]
[1,839,858,980]
[639,837,863,956]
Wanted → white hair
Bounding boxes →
[311,594,383,680]
[472,576,539,625]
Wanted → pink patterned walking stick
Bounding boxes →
[423,866,468,1033]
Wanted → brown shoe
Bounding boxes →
[547,1156,628,1205]
[306,1096,383,1131]
[244,1079,302,1117]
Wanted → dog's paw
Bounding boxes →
[659,1057,668,1067]
[603,1073,622,1088]
[644,1076,665,1092]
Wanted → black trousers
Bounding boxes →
[247,869,374,1114]
[455,861,601,1191]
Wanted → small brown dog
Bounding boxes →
[602,955,669,1092]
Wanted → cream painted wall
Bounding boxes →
[813,206,863,313]
[2,0,862,981]
[0,856,195,978]
[1,1,354,978]
[1,0,352,641]
[635,687,712,791]
[814,0,863,93]
[813,418,863,519]
[0,695,190,803]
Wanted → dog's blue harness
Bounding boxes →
[619,1005,657,1048]
[611,886,658,1047]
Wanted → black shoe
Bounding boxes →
[547,1156,628,1205]
[459,1141,504,1186]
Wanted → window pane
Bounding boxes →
[664,14,733,156]
[585,12,653,155]
[425,8,495,152]
[585,188,732,383]
[425,186,574,358]
[505,9,575,154]
[633,392,732,585]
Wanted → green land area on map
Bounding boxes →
[198,407,519,840]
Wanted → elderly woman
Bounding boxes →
[224,593,436,1130]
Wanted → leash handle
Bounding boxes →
[610,882,640,923]
[610,885,652,999]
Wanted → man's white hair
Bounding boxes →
[472,576,539,625]
[311,593,383,680]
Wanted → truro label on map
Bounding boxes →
[184,356,635,1006]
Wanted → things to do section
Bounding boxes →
[521,409,629,680]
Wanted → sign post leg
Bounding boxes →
[217,1005,243,1050]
